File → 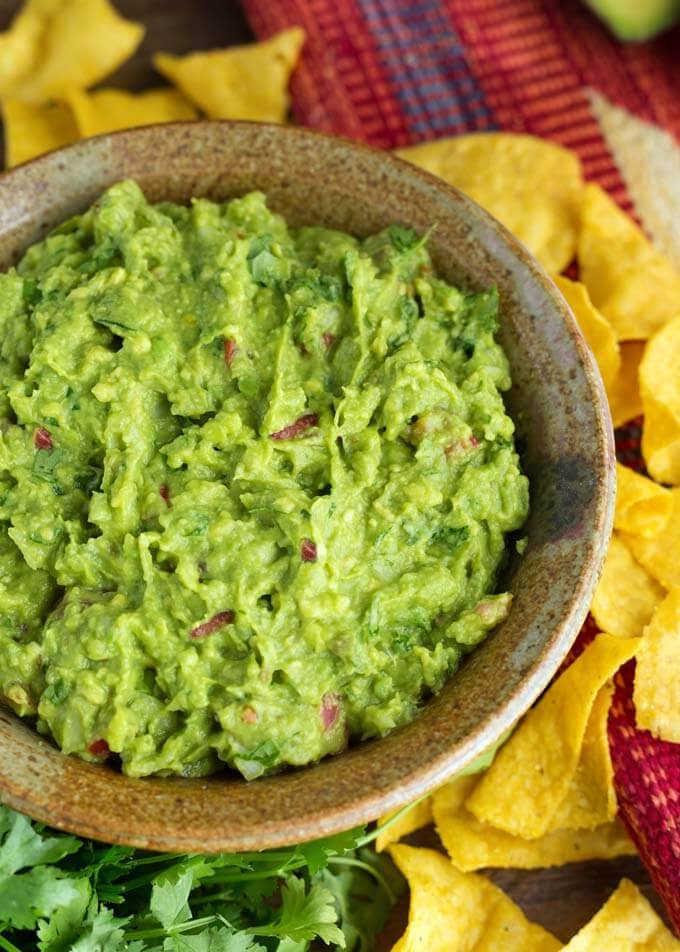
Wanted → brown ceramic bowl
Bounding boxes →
[0,122,614,852]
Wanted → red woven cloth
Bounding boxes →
[242,0,680,931]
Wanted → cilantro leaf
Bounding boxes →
[36,876,91,950]
[150,868,194,929]
[0,806,81,876]
[298,827,364,876]
[69,903,130,951]
[163,928,266,952]
[0,866,85,929]
[250,878,344,946]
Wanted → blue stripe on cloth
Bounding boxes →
[356,0,496,142]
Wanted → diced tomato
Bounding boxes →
[159,484,171,507]
[444,435,479,458]
[88,738,110,758]
[320,693,341,731]
[270,413,319,441]
[224,337,237,368]
[242,706,258,724]
[300,539,317,562]
[190,611,235,639]
[322,332,336,349]
[34,427,53,450]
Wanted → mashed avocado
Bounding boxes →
[0,181,528,779]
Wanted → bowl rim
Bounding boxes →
[0,119,615,851]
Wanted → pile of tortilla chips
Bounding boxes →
[0,0,305,166]
[1,6,679,942]
[383,135,680,947]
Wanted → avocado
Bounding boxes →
[584,0,680,40]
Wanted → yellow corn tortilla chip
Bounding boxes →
[0,0,60,98]
[465,634,639,837]
[396,133,583,272]
[154,27,305,123]
[591,534,666,640]
[433,779,634,872]
[554,274,620,391]
[578,183,680,340]
[3,98,78,167]
[607,340,645,429]
[376,796,433,852]
[615,463,673,538]
[0,0,144,103]
[67,87,198,138]
[640,314,680,485]
[622,488,680,590]
[548,684,617,831]
[634,588,680,743]
[562,878,679,950]
[389,844,561,952]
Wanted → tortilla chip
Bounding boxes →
[622,489,680,590]
[389,844,561,952]
[634,588,680,743]
[433,779,634,872]
[615,463,673,538]
[0,0,59,99]
[640,314,680,485]
[554,275,620,390]
[376,796,433,852]
[465,634,639,837]
[578,183,680,340]
[591,534,666,640]
[548,684,617,831]
[607,341,645,429]
[396,133,583,272]
[562,878,679,950]
[153,27,305,123]
[1,0,144,103]
[3,98,78,167]
[67,87,198,138]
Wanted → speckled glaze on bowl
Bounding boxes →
[0,122,615,852]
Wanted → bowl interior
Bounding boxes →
[0,121,614,851]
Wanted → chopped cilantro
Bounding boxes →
[0,804,403,951]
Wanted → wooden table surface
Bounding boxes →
[0,0,670,943]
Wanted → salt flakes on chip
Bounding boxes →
[607,340,645,429]
[67,87,198,138]
[0,0,144,103]
[3,98,78,166]
[578,183,680,341]
[153,27,305,123]
[396,133,583,273]
[389,844,561,952]
[634,588,680,743]
[591,534,665,640]
[640,314,680,485]
[554,274,620,390]
[615,463,673,538]
[465,634,639,838]
[561,878,679,951]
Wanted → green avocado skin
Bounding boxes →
[0,181,528,779]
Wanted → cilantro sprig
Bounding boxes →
[0,805,404,951]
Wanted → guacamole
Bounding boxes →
[0,181,528,779]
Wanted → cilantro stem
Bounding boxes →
[328,855,398,904]
[125,914,219,940]
[0,935,22,952]
[355,792,429,848]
